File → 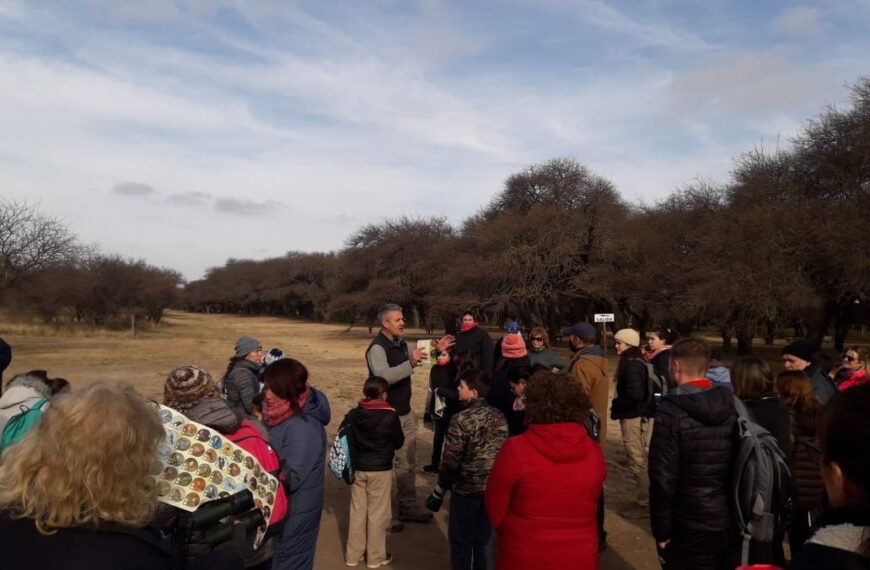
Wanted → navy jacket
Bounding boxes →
[268,387,330,570]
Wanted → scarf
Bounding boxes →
[459,322,478,333]
[262,387,310,426]
[359,398,396,412]
[644,346,668,363]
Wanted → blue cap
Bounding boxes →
[561,322,597,341]
[504,321,521,334]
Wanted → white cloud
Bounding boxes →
[772,7,826,36]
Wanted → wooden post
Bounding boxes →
[131,315,136,339]
[601,322,607,359]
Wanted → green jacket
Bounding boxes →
[438,398,508,496]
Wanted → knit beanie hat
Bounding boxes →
[234,336,262,358]
[164,365,218,412]
[614,328,641,348]
[264,347,284,366]
[501,333,528,359]
[782,339,816,363]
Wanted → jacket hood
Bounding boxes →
[303,387,330,426]
[233,359,262,374]
[705,367,732,384]
[0,385,48,413]
[524,422,592,463]
[4,376,52,401]
[668,385,735,426]
[579,345,605,358]
[572,351,607,374]
[353,400,395,431]
[186,397,242,433]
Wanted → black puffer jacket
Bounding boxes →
[348,400,404,472]
[611,358,650,420]
[651,349,671,387]
[788,410,824,511]
[649,384,736,542]
[430,365,460,417]
[744,396,792,458]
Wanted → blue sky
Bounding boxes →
[1,0,868,279]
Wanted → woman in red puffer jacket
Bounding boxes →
[485,370,606,570]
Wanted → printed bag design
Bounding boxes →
[328,415,355,485]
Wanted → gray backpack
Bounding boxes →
[732,397,794,565]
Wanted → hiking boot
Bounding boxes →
[386,520,404,533]
[366,552,393,568]
[398,507,433,523]
[421,464,439,475]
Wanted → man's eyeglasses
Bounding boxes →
[530,336,544,342]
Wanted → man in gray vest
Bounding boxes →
[366,303,454,532]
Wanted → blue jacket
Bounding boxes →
[268,387,331,570]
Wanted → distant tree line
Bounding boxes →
[183,77,870,354]
[0,200,181,326]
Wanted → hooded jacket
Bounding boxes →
[569,345,609,443]
[649,383,736,542]
[789,508,870,570]
[438,398,508,496]
[485,422,606,570]
[268,387,330,570]
[611,358,651,420]
[347,399,404,472]
[226,359,261,416]
[0,382,51,435]
[488,358,530,436]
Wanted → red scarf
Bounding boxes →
[459,322,478,333]
[263,387,310,426]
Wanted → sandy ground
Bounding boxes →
[2,311,660,570]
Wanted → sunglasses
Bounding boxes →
[530,336,544,342]
[843,354,857,362]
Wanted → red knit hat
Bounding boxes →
[501,333,528,359]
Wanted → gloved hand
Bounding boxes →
[425,485,445,512]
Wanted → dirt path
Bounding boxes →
[2,311,659,569]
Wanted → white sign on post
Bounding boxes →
[594,313,614,323]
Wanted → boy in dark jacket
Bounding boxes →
[345,377,405,568]
[425,369,509,570]
[648,337,737,570]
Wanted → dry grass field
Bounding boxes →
[3,310,682,570]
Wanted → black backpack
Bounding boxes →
[732,397,794,566]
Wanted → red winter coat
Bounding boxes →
[226,420,289,524]
[838,368,869,391]
[484,422,606,570]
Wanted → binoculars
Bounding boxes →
[190,489,266,547]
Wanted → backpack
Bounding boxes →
[1,399,47,453]
[635,359,667,414]
[328,410,356,485]
[731,397,794,566]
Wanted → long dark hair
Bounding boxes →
[223,356,243,383]
[820,384,870,558]
[615,346,644,381]
[263,359,310,416]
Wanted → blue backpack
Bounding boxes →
[1,399,47,453]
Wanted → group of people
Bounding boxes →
[1,310,869,570]
[0,336,330,570]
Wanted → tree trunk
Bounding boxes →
[736,323,754,355]
[764,321,775,346]
[721,326,733,354]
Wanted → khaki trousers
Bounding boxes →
[346,470,392,566]
[620,417,653,505]
[392,411,419,517]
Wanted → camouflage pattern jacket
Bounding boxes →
[438,398,508,496]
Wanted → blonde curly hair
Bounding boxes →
[0,383,165,534]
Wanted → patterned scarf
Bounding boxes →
[262,387,310,426]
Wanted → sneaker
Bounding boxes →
[367,552,393,568]
[421,464,439,475]
[386,520,404,533]
[397,507,433,523]
[346,555,365,567]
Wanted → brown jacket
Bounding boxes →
[570,348,610,443]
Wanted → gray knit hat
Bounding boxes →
[234,336,262,358]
